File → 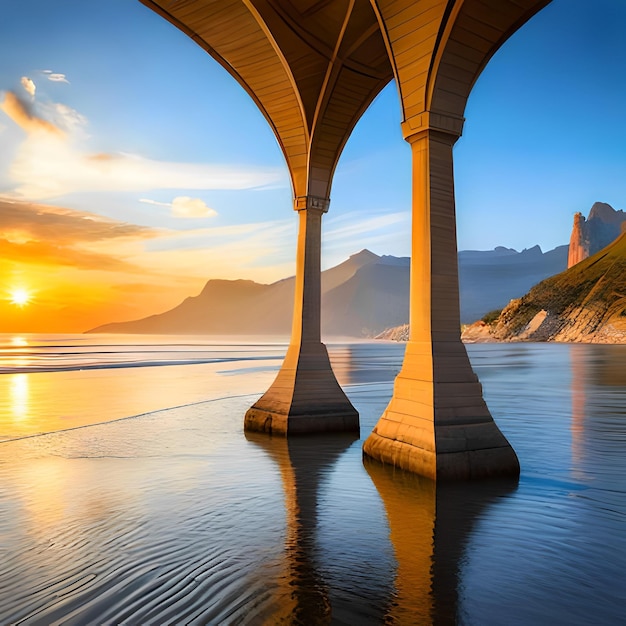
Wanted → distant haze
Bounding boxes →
[89,246,569,337]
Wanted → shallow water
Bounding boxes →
[0,336,625,624]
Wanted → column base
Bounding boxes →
[245,407,360,435]
[363,429,520,480]
[244,341,359,436]
[362,341,520,480]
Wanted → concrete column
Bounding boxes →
[363,116,519,479]
[244,196,359,435]
[290,195,326,344]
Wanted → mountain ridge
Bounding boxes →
[464,231,626,343]
[88,244,568,337]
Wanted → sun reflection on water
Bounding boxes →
[10,373,29,420]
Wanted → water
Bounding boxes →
[0,335,625,624]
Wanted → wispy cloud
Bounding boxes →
[42,102,87,134]
[322,210,410,264]
[324,211,409,242]
[140,196,218,218]
[106,215,298,282]
[42,70,69,84]
[0,87,286,201]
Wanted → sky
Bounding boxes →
[1,0,625,332]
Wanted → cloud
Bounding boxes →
[43,70,69,84]
[321,210,411,265]
[0,198,296,284]
[20,77,36,98]
[46,102,87,133]
[0,237,136,271]
[1,89,286,200]
[0,91,63,137]
[0,198,157,243]
[9,142,283,200]
[172,196,217,218]
[140,196,218,218]
[323,211,409,242]
[129,217,298,282]
[0,198,160,271]
[139,198,170,208]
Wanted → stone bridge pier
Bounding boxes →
[141,0,551,479]
[362,115,519,479]
[244,194,359,435]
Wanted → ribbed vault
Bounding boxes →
[370,0,550,137]
[141,0,550,191]
[141,0,394,199]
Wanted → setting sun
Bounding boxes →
[10,288,31,307]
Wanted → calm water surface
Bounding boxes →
[0,335,625,624]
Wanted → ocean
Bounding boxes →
[1,334,625,624]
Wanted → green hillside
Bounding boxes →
[495,231,626,341]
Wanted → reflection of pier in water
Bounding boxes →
[365,459,517,624]
[247,429,516,622]
[245,432,391,623]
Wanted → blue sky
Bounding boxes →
[1,0,625,329]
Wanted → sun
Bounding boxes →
[10,288,31,307]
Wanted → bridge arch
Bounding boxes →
[141,0,551,479]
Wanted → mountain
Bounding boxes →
[469,231,626,343]
[568,202,626,268]
[322,260,409,336]
[459,244,568,323]
[88,245,568,337]
[88,249,381,337]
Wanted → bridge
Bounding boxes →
[140,0,551,480]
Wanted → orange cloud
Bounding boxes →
[0,199,162,275]
[0,199,156,243]
[0,91,63,136]
[0,238,138,271]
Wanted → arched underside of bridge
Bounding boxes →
[141,0,550,479]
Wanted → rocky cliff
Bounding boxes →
[567,202,626,268]
[468,231,626,343]
[375,324,409,341]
